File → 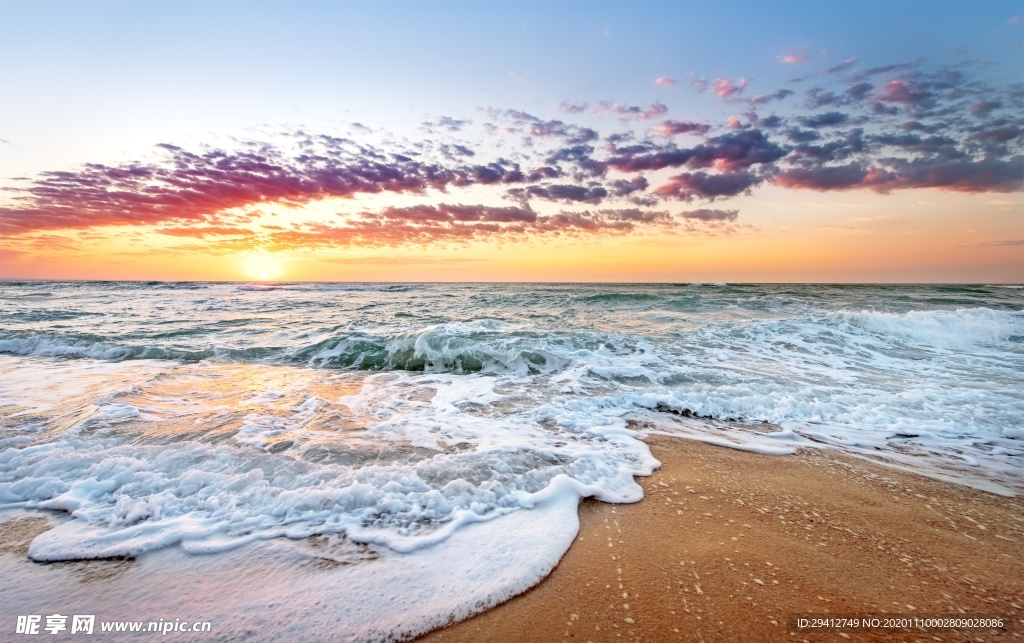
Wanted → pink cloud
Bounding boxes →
[655,76,678,87]
[778,49,810,64]
[712,77,749,98]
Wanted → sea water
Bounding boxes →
[1,282,1021,639]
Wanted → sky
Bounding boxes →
[0,0,1021,282]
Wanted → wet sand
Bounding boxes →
[422,434,1024,642]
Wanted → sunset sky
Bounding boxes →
[1,0,1021,282]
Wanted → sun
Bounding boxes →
[243,252,284,281]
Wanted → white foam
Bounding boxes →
[0,495,579,642]
[1,363,656,568]
[835,307,1021,349]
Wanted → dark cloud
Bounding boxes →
[805,87,846,109]
[884,156,1024,192]
[680,208,739,221]
[969,125,1022,144]
[748,89,795,105]
[545,144,607,177]
[607,130,787,173]
[845,82,874,101]
[871,133,961,155]
[754,114,785,129]
[971,101,1003,117]
[508,183,609,205]
[655,171,762,201]
[526,166,564,182]
[788,128,866,163]
[776,157,1024,193]
[775,163,884,190]
[826,58,859,75]
[797,112,850,128]
[851,62,916,80]
[609,176,649,197]
[786,128,822,143]
[371,203,537,223]
[654,120,712,136]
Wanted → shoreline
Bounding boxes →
[421,435,1024,642]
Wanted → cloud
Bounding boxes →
[557,101,668,121]
[712,77,749,98]
[559,101,589,114]
[680,208,739,221]
[962,238,1023,247]
[372,203,537,223]
[778,49,810,65]
[503,110,598,142]
[607,130,787,172]
[3,57,1020,246]
[879,79,932,107]
[748,89,795,105]
[844,82,874,102]
[826,58,859,75]
[797,111,850,128]
[786,128,821,143]
[775,157,1024,193]
[157,226,255,238]
[422,116,470,132]
[0,136,534,235]
[655,171,762,200]
[608,176,649,197]
[971,101,1002,117]
[545,144,607,177]
[774,163,886,190]
[261,206,681,249]
[655,76,677,87]
[508,184,610,205]
[653,120,711,136]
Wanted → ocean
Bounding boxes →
[1,281,1022,640]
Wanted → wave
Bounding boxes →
[236,283,410,293]
[141,281,210,290]
[578,292,662,304]
[0,333,225,362]
[300,322,573,374]
[0,323,578,374]
[832,307,1024,349]
[4,307,1021,372]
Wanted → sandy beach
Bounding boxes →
[423,434,1024,642]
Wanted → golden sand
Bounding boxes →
[422,435,1024,642]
